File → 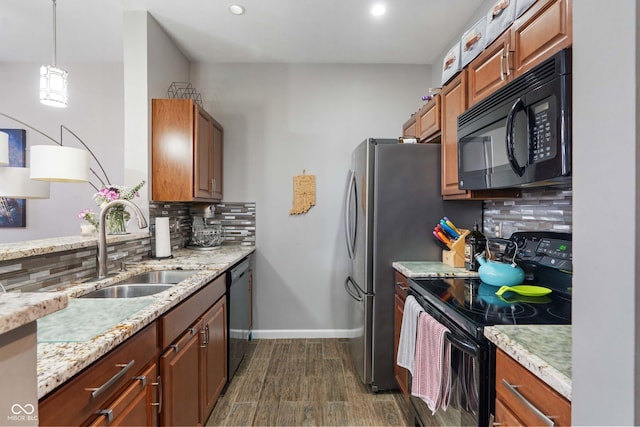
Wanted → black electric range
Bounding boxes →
[409,275,571,341]
[405,231,572,427]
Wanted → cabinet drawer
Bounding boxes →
[496,349,571,426]
[160,274,226,348]
[39,323,158,427]
[88,362,158,427]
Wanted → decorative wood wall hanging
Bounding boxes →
[290,171,315,215]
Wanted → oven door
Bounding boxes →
[408,293,494,427]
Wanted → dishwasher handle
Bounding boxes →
[229,259,251,283]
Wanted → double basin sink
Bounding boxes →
[80,270,200,299]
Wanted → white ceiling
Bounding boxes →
[1,0,485,65]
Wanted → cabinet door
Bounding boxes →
[151,99,194,201]
[160,326,202,427]
[195,106,214,199]
[88,363,159,427]
[211,123,223,201]
[402,115,418,139]
[418,95,441,142]
[200,296,228,423]
[512,0,572,77]
[467,32,512,107]
[393,293,409,396]
[440,71,468,197]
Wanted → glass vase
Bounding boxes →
[107,206,130,235]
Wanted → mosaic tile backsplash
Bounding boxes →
[483,186,572,239]
[1,201,256,293]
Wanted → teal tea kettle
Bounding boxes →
[474,252,525,287]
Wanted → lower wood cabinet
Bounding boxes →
[38,323,159,427]
[494,348,571,426]
[159,274,227,426]
[88,363,160,427]
[200,297,228,422]
[160,326,201,426]
[393,272,409,396]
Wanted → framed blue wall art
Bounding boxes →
[0,129,27,228]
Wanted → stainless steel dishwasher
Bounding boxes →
[227,258,251,381]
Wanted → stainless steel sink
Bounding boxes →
[80,284,174,298]
[119,270,200,285]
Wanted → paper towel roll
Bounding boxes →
[155,217,171,258]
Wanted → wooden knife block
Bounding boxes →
[442,229,469,268]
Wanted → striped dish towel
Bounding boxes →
[411,311,452,414]
[397,295,424,374]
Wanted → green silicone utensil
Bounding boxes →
[495,285,552,297]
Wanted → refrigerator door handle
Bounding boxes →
[344,276,363,302]
[344,170,357,259]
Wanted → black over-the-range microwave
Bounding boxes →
[457,48,572,190]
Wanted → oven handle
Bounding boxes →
[445,332,477,357]
[506,98,527,177]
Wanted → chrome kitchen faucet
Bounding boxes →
[97,200,148,278]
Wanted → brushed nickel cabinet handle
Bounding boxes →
[86,359,135,399]
[152,376,163,414]
[201,328,208,348]
[96,409,113,423]
[505,43,511,77]
[133,375,147,387]
[501,379,555,426]
[500,53,505,81]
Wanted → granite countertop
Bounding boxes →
[0,292,68,335]
[36,245,255,399]
[392,261,479,278]
[484,325,572,401]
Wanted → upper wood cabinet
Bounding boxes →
[402,114,418,139]
[467,0,572,106]
[152,98,223,202]
[466,31,513,107]
[418,95,441,142]
[402,96,441,143]
[511,0,572,76]
[440,71,468,198]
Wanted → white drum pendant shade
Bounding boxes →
[30,145,89,182]
[0,132,9,165]
[0,167,50,199]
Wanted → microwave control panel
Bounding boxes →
[530,99,557,163]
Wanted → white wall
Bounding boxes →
[191,63,430,335]
[0,62,124,242]
[573,1,638,424]
[123,12,190,224]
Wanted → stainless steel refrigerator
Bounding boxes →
[343,138,482,392]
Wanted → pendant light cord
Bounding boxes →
[52,0,57,67]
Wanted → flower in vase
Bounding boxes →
[78,180,146,234]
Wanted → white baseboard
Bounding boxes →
[251,329,357,339]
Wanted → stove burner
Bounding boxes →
[409,276,572,331]
[546,306,571,322]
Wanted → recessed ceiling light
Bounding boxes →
[371,4,386,16]
[228,4,245,15]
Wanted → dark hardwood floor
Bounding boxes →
[206,338,411,426]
